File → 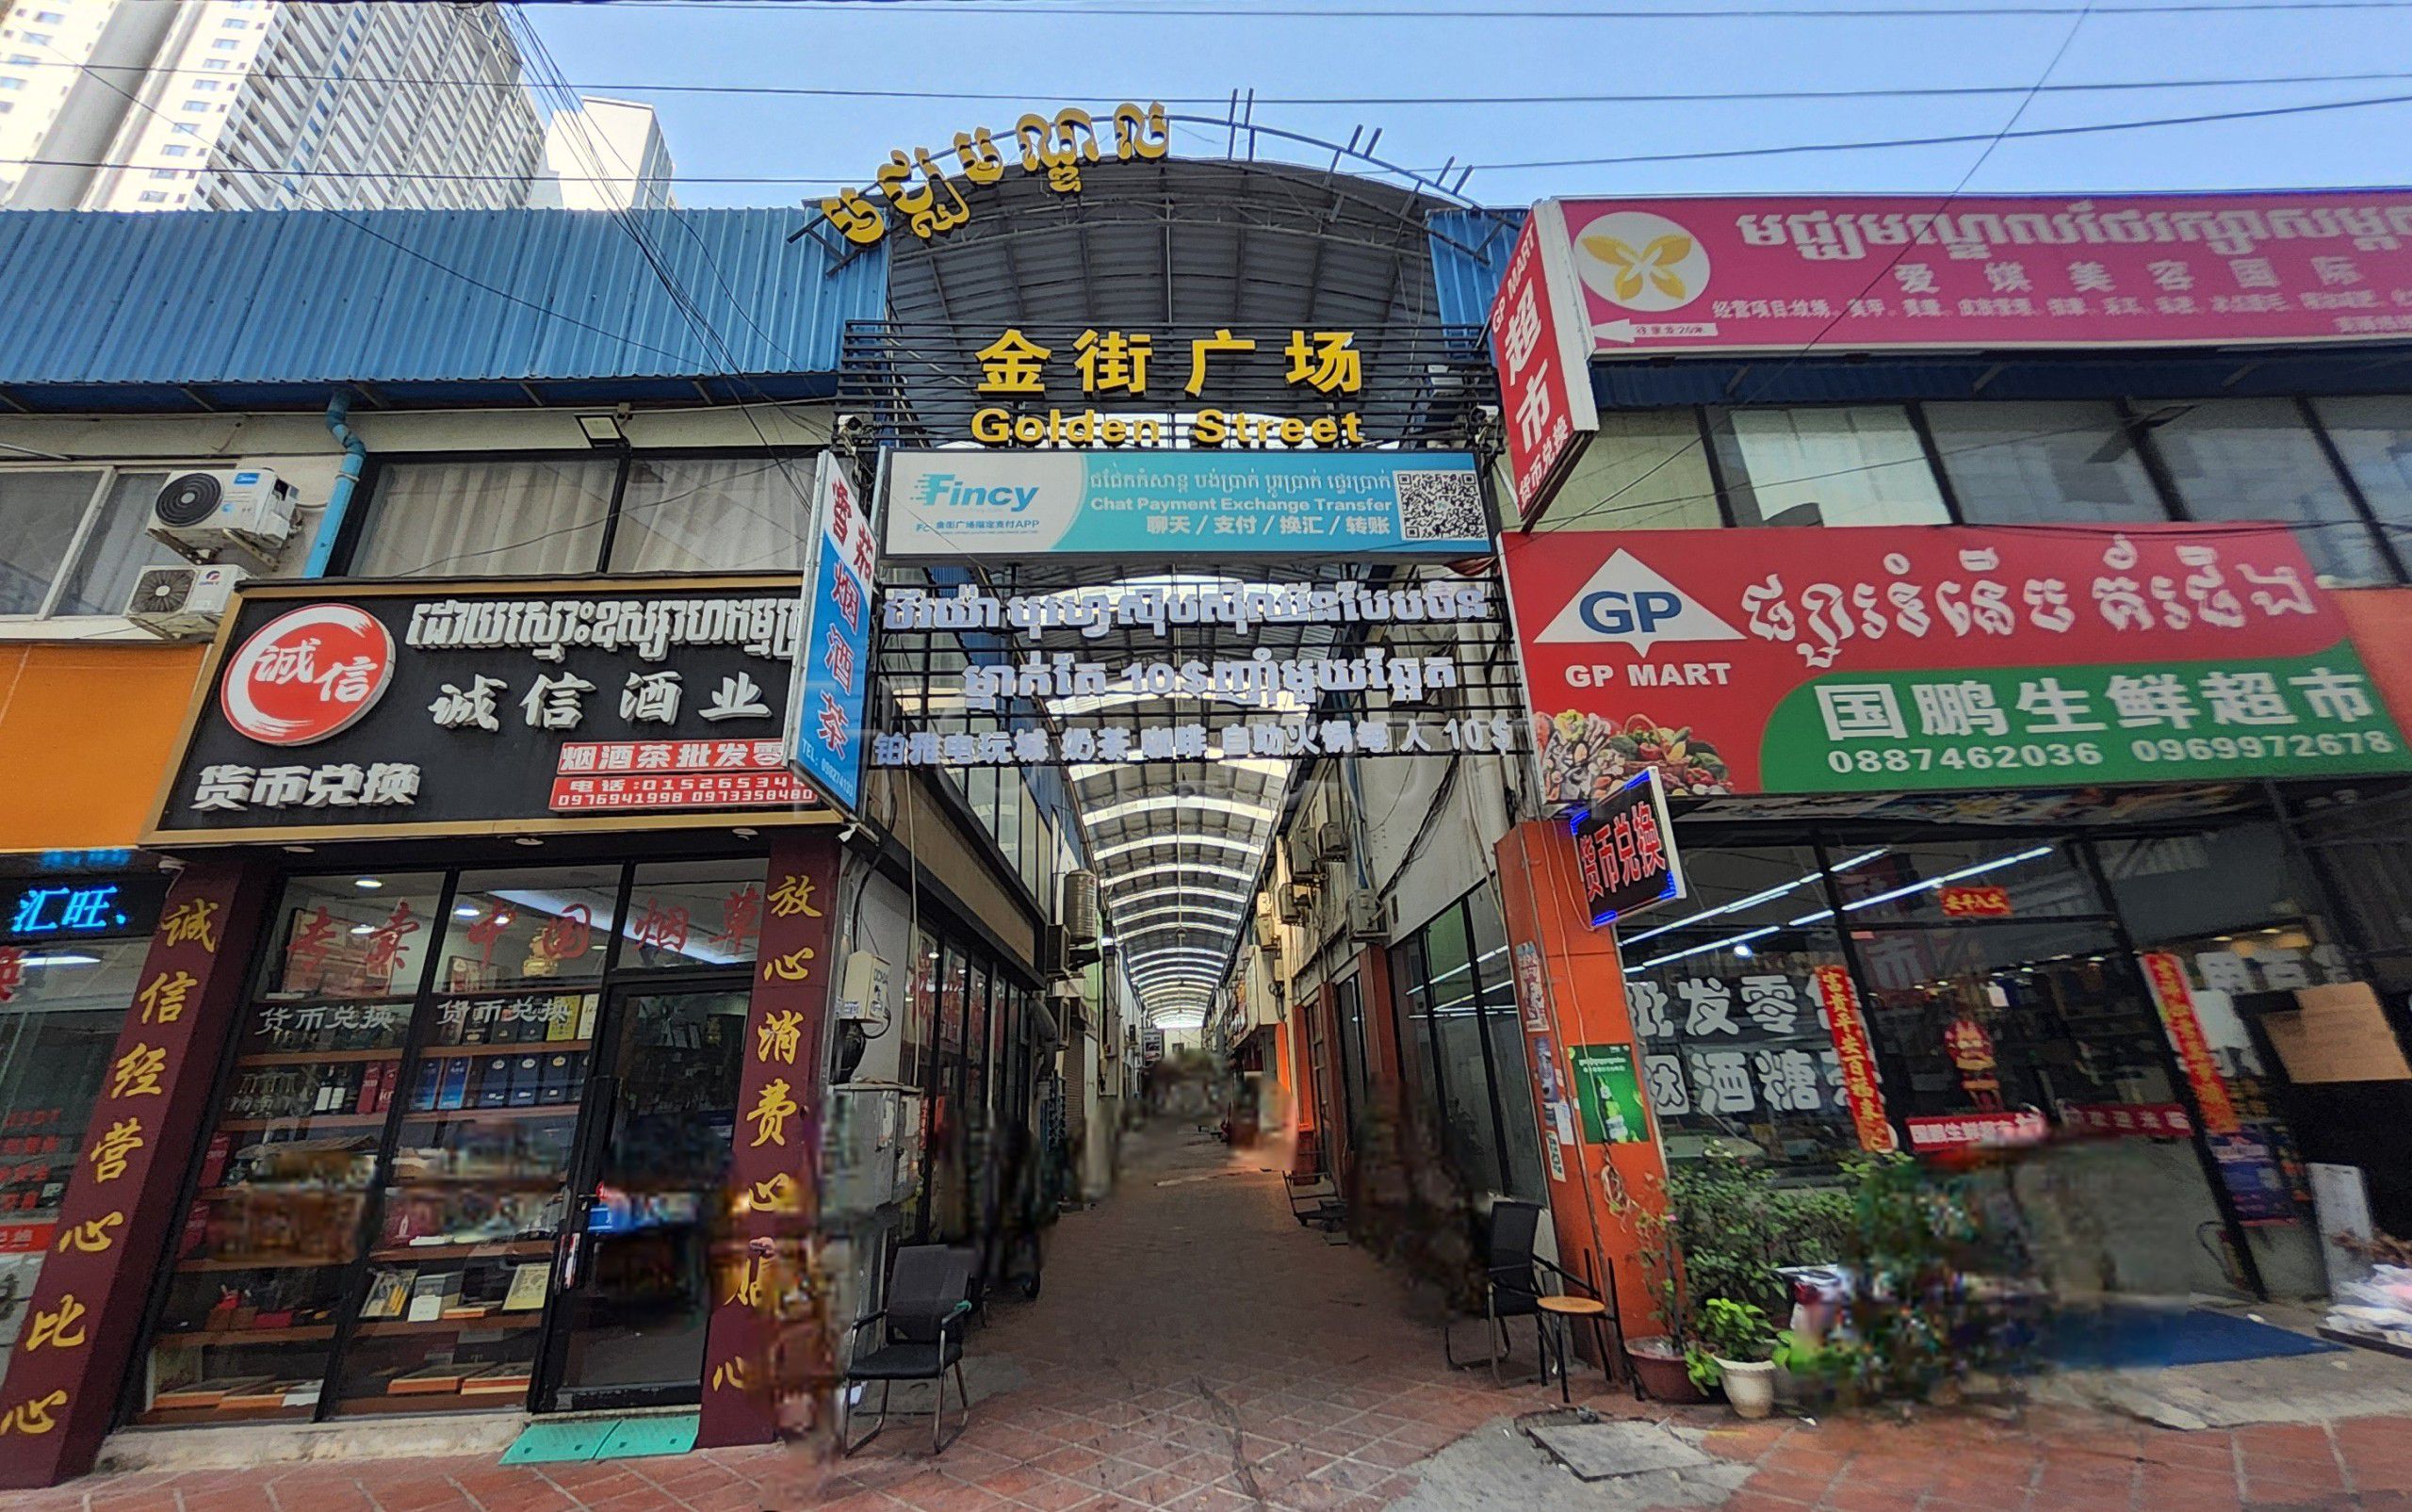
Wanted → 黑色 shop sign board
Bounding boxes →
[1536,190,2412,356]
[878,448,1490,559]
[148,577,822,843]
[1500,522,2411,805]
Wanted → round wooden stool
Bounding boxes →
[1536,1294,1611,1404]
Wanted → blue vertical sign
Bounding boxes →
[786,452,873,821]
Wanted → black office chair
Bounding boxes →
[840,1244,975,1455]
[1442,1198,1607,1386]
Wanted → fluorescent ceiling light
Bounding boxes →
[1089,833,1265,863]
[1103,862,1260,890]
[1084,795,1279,826]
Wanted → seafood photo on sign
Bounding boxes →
[1536,711,1732,805]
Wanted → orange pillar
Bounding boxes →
[1493,821,1667,1350]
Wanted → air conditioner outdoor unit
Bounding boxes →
[1282,826,1319,885]
[1275,885,1305,925]
[1317,820,1348,861]
[150,467,300,561]
[124,563,249,640]
[1061,870,1100,947]
[1348,892,1387,942]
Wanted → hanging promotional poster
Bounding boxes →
[879,448,1491,559]
[785,454,874,821]
[1501,522,2412,805]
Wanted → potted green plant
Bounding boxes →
[1690,1297,1778,1418]
[1608,1174,1705,1402]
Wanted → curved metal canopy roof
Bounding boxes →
[882,158,1463,1029]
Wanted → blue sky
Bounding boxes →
[524,0,2412,210]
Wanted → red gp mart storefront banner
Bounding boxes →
[1502,522,2412,803]
[1541,190,2412,351]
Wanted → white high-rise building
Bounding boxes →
[531,96,675,213]
[0,1,547,211]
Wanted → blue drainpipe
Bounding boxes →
[304,392,366,578]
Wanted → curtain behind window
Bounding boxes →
[608,457,804,573]
[353,459,615,577]
[1714,405,1951,528]
[57,471,176,616]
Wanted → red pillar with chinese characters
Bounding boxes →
[0,861,265,1489]
[1493,822,1666,1347]
[697,831,843,1450]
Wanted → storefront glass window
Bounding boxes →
[1333,974,1367,1142]
[1922,400,2171,527]
[0,931,149,1386]
[352,459,616,578]
[2149,398,2394,587]
[2307,395,2412,554]
[619,860,770,972]
[1819,841,2099,927]
[607,457,804,574]
[140,857,768,1424]
[1619,848,1860,1166]
[443,868,619,994]
[1535,410,1721,531]
[146,871,446,1423]
[1390,892,1547,1199]
[1709,405,1951,528]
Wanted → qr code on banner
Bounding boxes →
[1396,470,1484,541]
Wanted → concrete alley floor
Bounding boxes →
[23,1120,2412,1510]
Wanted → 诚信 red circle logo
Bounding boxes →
[220,604,396,746]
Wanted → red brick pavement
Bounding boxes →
[16,1122,2412,1510]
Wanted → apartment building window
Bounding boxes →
[5,56,35,65]
[0,79,22,91]
[20,34,50,47]
[161,144,189,156]
[350,453,820,578]
[29,11,62,22]
[1709,405,1952,528]
[137,191,169,203]
[180,101,209,112]
[212,38,239,50]
[0,469,180,620]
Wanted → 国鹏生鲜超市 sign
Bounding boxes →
[878,448,1490,559]
[149,577,821,843]
[1499,523,2412,805]
[1536,191,2412,355]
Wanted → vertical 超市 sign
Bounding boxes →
[1488,202,1597,524]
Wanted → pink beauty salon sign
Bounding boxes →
[1549,191,2412,354]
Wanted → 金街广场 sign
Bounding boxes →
[881,448,1490,559]
[1571,769,1686,927]
[150,577,820,842]
[1502,522,2411,804]
[1534,191,2412,355]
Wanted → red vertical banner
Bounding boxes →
[1813,966,1899,1154]
[2142,951,2242,1136]
[697,831,842,1450]
[1488,201,1599,522]
[0,862,263,1489]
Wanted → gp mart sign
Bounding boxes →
[1501,522,2412,804]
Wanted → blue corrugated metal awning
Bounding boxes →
[0,209,885,410]
[1426,206,1524,330]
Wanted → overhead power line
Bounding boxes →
[24,57,2412,106]
[487,0,2412,15]
[13,88,2412,186]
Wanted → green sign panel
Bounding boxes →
[1570,1042,1649,1145]
[1759,648,2406,793]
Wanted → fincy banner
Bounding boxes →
[879,448,1490,559]
[1500,522,2412,804]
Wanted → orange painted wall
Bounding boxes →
[1494,821,1669,1347]
[0,642,205,853]
[2339,588,2412,731]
